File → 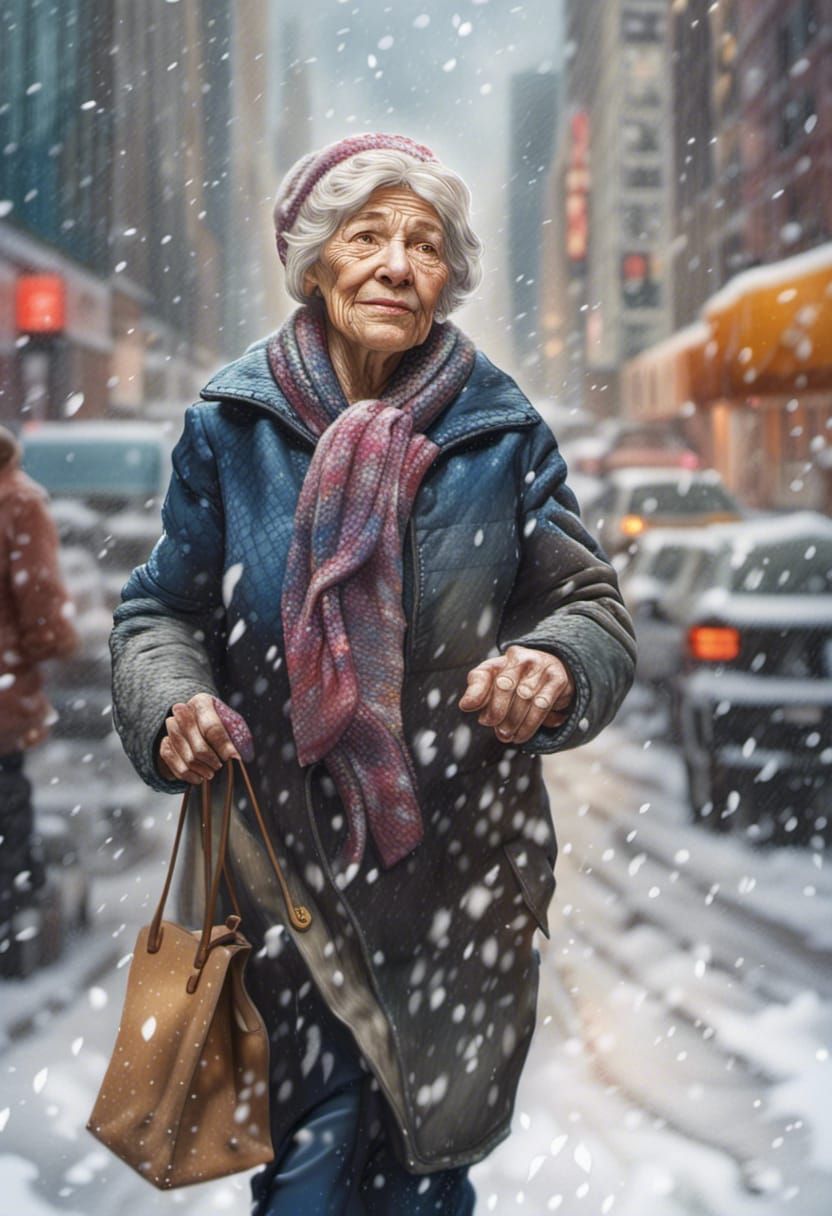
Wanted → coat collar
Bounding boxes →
[198,333,538,450]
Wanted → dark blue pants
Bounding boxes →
[0,750,42,920]
[249,1046,476,1216]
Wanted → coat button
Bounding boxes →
[227,1135,239,1151]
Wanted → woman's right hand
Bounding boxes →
[156,694,254,784]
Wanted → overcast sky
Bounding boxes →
[268,0,565,364]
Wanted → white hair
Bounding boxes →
[274,149,483,320]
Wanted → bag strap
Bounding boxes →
[231,758,312,933]
[147,757,312,965]
[187,760,237,986]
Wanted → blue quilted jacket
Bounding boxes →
[110,333,635,1172]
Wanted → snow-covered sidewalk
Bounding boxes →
[471,720,832,1213]
[1,716,830,1214]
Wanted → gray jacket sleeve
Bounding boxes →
[109,406,225,794]
[497,421,636,753]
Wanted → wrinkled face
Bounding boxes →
[303,184,450,354]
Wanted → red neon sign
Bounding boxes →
[566,111,590,262]
[16,274,66,334]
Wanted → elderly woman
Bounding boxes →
[110,133,635,1215]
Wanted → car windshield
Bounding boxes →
[728,538,832,595]
[21,439,165,498]
[649,546,688,582]
[616,428,685,450]
[628,480,736,515]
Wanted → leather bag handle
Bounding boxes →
[188,759,237,984]
[147,757,312,973]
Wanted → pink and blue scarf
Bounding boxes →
[267,305,476,878]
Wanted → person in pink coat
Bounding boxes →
[0,424,80,972]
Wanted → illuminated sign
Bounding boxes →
[16,275,66,334]
[621,252,660,309]
[566,111,590,263]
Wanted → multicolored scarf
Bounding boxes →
[267,305,476,880]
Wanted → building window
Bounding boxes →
[624,46,663,108]
[621,253,661,310]
[720,232,748,277]
[781,176,826,246]
[622,323,651,359]
[623,202,662,242]
[624,165,662,189]
[778,92,816,151]
[623,118,661,155]
[778,0,819,72]
[622,9,664,42]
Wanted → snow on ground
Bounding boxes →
[2,699,831,1214]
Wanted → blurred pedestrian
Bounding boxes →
[0,424,80,976]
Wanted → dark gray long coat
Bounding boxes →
[109,334,636,1173]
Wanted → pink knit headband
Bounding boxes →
[274,133,438,265]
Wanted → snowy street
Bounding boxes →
[472,695,832,1214]
[1,694,830,1216]
[2,1,830,1212]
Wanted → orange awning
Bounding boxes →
[698,242,832,399]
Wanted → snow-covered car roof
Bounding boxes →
[627,526,726,554]
[566,472,605,511]
[21,420,173,442]
[695,586,832,624]
[706,509,832,547]
[565,435,610,458]
[107,509,163,539]
[529,398,589,433]
[20,421,175,499]
[607,466,727,489]
[48,497,101,529]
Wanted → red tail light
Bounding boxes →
[688,625,741,662]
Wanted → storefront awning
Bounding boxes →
[700,241,832,399]
[623,242,832,412]
[621,321,710,420]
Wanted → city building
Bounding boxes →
[739,0,830,265]
[669,0,719,328]
[624,0,831,511]
[0,0,277,424]
[0,0,116,420]
[555,0,672,414]
[539,107,587,408]
[507,69,560,389]
[272,16,312,180]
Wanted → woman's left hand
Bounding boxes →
[458,644,576,745]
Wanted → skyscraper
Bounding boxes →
[561,0,672,413]
[0,0,278,421]
[508,70,560,386]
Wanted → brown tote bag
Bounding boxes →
[86,757,312,1189]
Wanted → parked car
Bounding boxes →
[674,512,832,843]
[41,545,113,739]
[603,444,700,472]
[587,468,743,557]
[48,496,105,551]
[619,528,723,685]
[561,428,619,478]
[20,420,175,612]
[529,398,593,444]
[601,422,700,473]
